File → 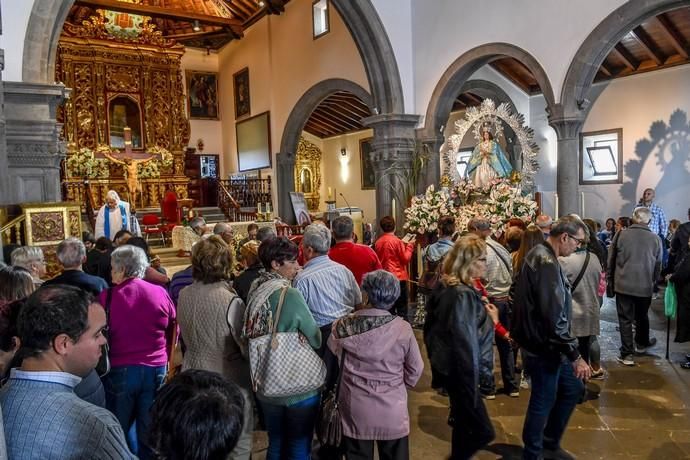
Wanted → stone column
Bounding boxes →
[276,151,296,224]
[362,113,421,232]
[3,82,70,203]
[549,115,584,217]
[415,133,444,194]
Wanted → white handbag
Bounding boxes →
[248,287,326,397]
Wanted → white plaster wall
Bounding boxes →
[0,0,33,82]
[402,0,626,116]
[582,65,690,223]
[180,49,222,156]
[217,0,369,212]
[368,0,414,113]
[469,66,531,120]
[529,94,558,215]
[320,129,376,225]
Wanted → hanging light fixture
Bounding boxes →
[258,1,266,7]
[193,20,201,32]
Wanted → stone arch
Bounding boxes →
[22,0,73,83]
[459,79,516,109]
[277,78,373,222]
[279,79,374,156]
[22,0,404,114]
[417,43,555,187]
[421,43,555,139]
[561,0,688,117]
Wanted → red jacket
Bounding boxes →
[374,233,415,281]
[329,241,383,285]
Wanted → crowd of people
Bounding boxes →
[1,185,689,459]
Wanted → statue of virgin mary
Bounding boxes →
[466,128,513,188]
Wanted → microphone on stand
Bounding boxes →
[339,193,352,214]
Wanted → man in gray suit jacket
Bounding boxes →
[607,206,662,366]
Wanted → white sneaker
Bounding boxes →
[617,355,635,366]
[519,372,530,389]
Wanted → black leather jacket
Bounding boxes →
[424,283,494,405]
[512,242,579,361]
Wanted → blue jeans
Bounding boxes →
[522,354,584,460]
[103,365,167,460]
[259,394,320,460]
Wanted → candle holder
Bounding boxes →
[325,200,336,211]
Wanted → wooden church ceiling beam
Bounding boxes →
[612,43,639,70]
[308,112,343,133]
[630,26,664,65]
[321,101,366,124]
[75,0,244,35]
[599,61,614,77]
[656,13,689,59]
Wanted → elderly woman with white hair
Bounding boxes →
[10,246,46,287]
[99,245,176,459]
[327,269,424,460]
[95,190,132,240]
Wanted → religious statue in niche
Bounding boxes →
[467,125,513,188]
[300,168,313,193]
[109,96,143,149]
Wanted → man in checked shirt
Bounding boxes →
[636,187,667,297]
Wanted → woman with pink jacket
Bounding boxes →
[327,269,424,460]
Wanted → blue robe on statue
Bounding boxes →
[466,139,513,188]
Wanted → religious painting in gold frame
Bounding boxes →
[233,67,251,119]
[360,137,375,190]
[107,94,145,150]
[186,70,220,120]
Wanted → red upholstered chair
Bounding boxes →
[142,214,166,245]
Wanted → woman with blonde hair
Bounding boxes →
[424,234,495,459]
[177,235,253,460]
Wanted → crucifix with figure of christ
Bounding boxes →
[101,127,157,207]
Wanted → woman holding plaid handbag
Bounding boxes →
[243,237,322,460]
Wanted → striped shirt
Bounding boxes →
[485,238,513,298]
[293,255,362,327]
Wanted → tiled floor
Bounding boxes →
[407,295,690,459]
[252,295,690,459]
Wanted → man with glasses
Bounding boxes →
[512,215,591,460]
[607,206,662,366]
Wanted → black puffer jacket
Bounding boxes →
[511,242,579,361]
[424,283,493,405]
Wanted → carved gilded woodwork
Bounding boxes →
[64,178,190,213]
[21,203,84,278]
[295,137,322,211]
[57,12,191,208]
[30,212,66,244]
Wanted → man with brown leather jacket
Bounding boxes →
[512,215,591,460]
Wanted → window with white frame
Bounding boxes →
[312,0,329,39]
[579,128,623,185]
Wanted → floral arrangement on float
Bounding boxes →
[403,97,539,237]
[403,178,537,236]
[403,185,459,234]
[65,146,110,179]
